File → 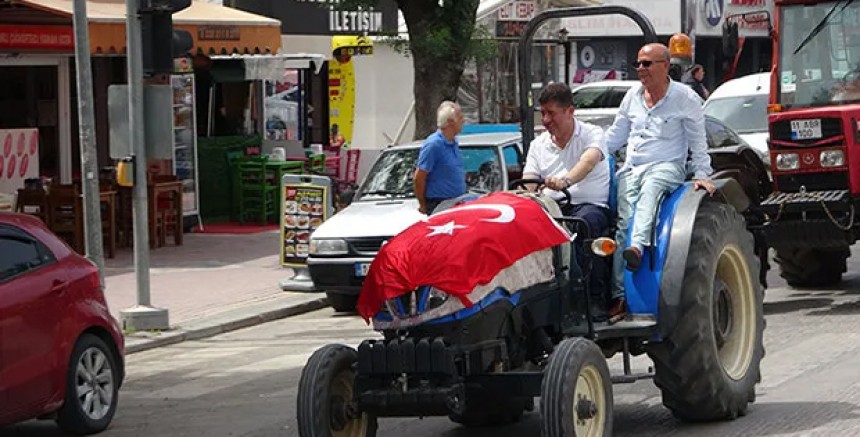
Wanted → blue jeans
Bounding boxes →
[612,162,686,299]
[562,203,612,303]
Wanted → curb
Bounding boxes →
[124,297,329,354]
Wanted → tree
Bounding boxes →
[341,0,481,139]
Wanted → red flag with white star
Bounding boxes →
[356,192,571,320]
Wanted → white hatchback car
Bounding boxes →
[703,73,770,164]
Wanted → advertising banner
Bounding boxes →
[0,129,39,196]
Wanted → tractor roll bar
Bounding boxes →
[518,6,658,155]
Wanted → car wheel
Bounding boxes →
[327,292,358,313]
[56,333,121,435]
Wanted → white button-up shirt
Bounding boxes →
[604,80,713,180]
[524,120,610,207]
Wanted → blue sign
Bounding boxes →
[705,0,724,26]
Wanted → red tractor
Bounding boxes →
[731,0,860,286]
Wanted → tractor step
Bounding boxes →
[592,314,656,340]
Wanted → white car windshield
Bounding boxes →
[704,95,769,134]
[358,146,504,200]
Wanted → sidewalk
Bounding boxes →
[102,230,328,353]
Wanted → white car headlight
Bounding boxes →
[820,150,845,167]
[309,239,348,255]
[775,153,799,171]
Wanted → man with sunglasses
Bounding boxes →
[603,43,715,321]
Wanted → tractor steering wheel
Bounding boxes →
[508,178,572,207]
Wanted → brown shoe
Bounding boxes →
[622,246,642,272]
[608,297,627,324]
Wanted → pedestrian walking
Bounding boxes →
[685,64,710,101]
[414,101,467,215]
[603,43,715,321]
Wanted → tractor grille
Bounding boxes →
[762,189,849,206]
[770,117,843,145]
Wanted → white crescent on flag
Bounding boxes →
[425,204,516,224]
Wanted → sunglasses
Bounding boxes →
[634,59,666,68]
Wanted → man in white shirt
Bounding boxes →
[524,82,613,318]
[604,43,716,320]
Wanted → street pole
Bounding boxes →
[71,0,105,282]
[120,0,169,331]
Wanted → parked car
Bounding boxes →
[704,72,770,164]
[307,133,523,312]
[569,80,639,128]
[0,212,124,434]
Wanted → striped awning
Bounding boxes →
[12,0,282,55]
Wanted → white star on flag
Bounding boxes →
[426,220,467,237]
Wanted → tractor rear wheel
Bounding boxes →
[775,247,848,288]
[647,201,764,421]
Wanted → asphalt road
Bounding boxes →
[7,254,860,437]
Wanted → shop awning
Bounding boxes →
[14,0,282,55]
[208,54,326,82]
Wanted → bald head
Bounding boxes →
[636,43,671,91]
[641,43,670,62]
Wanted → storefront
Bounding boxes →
[0,0,281,200]
[686,0,774,89]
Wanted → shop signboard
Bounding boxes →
[497,1,537,20]
[0,25,73,51]
[0,129,39,197]
[281,176,331,267]
[233,0,398,36]
[691,0,774,37]
[561,0,682,37]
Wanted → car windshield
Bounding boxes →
[357,146,504,200]
[704,95,769,134]
[571,86,628,109]
[777,0,860,108]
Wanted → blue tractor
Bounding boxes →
[297,7,769,436]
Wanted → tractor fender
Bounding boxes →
[656,177,750,339]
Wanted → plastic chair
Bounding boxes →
[236,157,278,224]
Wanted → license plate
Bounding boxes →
[355,263,371,277]
[790,119,822,140]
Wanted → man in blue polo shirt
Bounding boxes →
[414,101,467,214]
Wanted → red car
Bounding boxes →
[0,212,124,434]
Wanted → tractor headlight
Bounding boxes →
[309,238,348,255]
[775,153,799,171]
[425,287,450,311]
[820,150,845,167]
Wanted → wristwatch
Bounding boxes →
[562,177,573,189]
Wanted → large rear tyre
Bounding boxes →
[775,247,848,288]
[648,201,764,421]
[297,344,377,437]
[540,338,612,437]
[326,292,358,313]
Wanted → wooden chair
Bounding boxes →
[46,185,84,253]
[15,188,49,223]
[148,175,183,248]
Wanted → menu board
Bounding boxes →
[281,183,328,267]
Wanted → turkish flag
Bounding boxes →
[356,192,572,320]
